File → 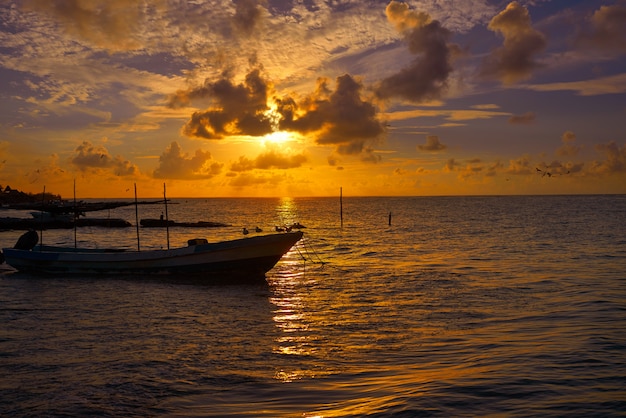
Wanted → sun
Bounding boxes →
[263,130,294,144]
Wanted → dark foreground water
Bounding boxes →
[1,195,625,417]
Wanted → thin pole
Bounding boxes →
[340,187,343,229]
[134,183,140,251]
[163,183,170,250]
[40,186,45,250]
[73,179,77,248]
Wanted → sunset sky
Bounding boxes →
[0,0,625,198]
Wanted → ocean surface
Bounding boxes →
[1,195,625,417]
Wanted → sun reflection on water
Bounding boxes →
[275,196,301,228]
[269,197,322,381]
[269,268,318,381]
[268,197,346,384]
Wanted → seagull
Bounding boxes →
[536,167,552,177]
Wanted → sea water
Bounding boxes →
[1,195,625,417]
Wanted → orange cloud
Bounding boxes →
[153,141,222,179]
[71,141,138,176]
[417,135,447,152]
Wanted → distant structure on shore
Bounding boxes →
[0,185,61,205]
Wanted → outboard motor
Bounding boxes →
[14,230,39,250]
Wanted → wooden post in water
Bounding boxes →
[73,179,77,248]
[134,183,140,251]
[340,187,343,229]
[39,185,45,250]
[388,211,392,226]
[163,183,170,250]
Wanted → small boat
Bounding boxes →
[2,231,304,282]
[30,211,74,222]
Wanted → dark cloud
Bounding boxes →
[71,141,138,176]
[174,69,385,160]
[417,135,447,152]
[230,149,307,172]
[480,2,546,84]
[578,5,626,52]
[228,172,286,188]
[277,75,386,157]
[444,158,460,172]
[508,111,536,125]
[153,141,221,179]
[232,0,267,36]
[360,146,382,163]
[375,1,457,103]
[172,69,273,139]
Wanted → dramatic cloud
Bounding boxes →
[230,149,307,172]
[417,135,447,152]
[71,141,138,176]
[174,69,273,139]
[153,141,222,179]
[277,75,386,156]
[578,5,626,52]
[508,112,535,125]
[175,69,385,159]
[481,2,546,84]
[556,131,581,157]
[375,1,457,103]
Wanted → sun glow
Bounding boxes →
[264,130,294,144]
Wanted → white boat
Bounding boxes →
[1,231,303,282]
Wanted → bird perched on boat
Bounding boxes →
[242,227,249,235]
[14,229,39,250]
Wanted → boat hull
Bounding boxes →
[2,232,303,282]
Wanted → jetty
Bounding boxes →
[140,219,230,228]
[0,217,131,230]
